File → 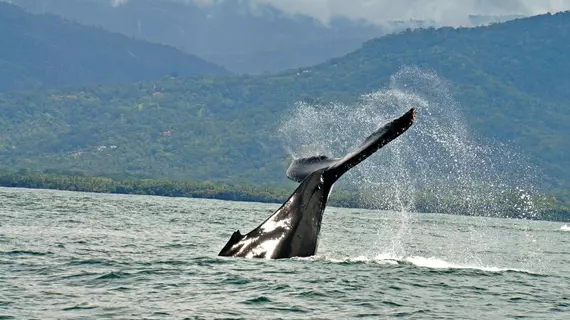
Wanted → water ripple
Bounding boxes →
[1,187,568,319]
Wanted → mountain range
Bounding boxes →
[8,0,525,74]
[0,1,229,92]
[0,5,569,197]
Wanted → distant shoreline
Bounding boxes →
[0,169,568,222]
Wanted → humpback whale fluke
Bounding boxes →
[219,108,416,259]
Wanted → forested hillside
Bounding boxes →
[0,2,229,92]
[1,11,569,193]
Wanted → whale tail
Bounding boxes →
[286,108,416,183]
[218,230,244,256]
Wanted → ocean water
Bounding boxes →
[1,187,569,319]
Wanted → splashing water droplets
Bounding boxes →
[278,67,541,263]
[279,67,538,217]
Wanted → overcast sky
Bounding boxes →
[110,0,570,26]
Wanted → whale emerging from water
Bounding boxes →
[218,108,416,259]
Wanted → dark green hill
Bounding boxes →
[0,2,229,92]
[1,12,569,193]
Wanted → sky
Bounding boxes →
[111,0,570,26]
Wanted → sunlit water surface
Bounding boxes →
[1,187,569,319]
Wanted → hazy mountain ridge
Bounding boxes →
[9,0,538,74]
[7,0,390,73]
[0,1,230,92]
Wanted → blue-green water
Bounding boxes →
[1,187,569,319]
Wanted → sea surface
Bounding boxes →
[1,187,569,319]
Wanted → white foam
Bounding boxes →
[399,256,514,272]
[561,224,570,231]
[303,254,531,273]
[378,254,530,272]
[318,255,398,265]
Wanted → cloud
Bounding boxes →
[110,0,570,26]
[251,0,570,26]
[110,0,130,7]
[110,0,128,7]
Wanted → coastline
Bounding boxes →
[1,169,568,222]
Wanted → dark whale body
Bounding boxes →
[219,108,416,259]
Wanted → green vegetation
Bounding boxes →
[0,168,290,204]
[0,2,229,93]
[0,169,568,221]
[0,11,569,220]
[2,12,570,188]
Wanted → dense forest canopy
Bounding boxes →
[0,2,229,92]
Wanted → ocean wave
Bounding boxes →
[296,254,537,274]
[560,224,570,232]
[1,250,53,256]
